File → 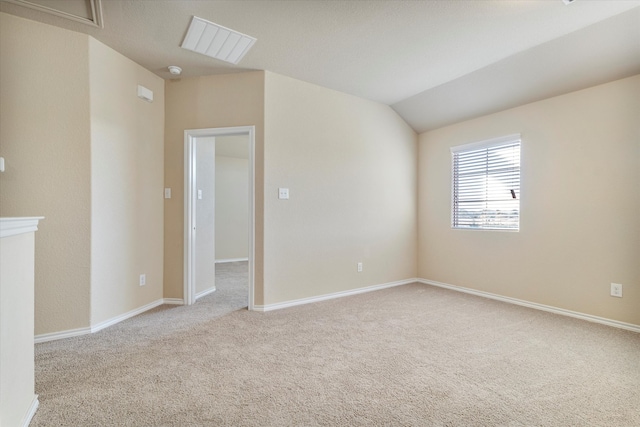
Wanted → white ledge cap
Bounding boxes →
[0,217,45,238]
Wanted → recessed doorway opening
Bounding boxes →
[184,126,255,310]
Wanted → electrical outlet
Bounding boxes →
[357,262,363,273]
[140,274,146,286]
[610,283,622,298]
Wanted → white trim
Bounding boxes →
[215,257,249,263]
[0,217,44,238]
[247,127,256,312]
[20,395,39,427]
[254,279,418,312]
[184,126,256,311]
[4,0,104,28]
[450,133,521,153]
[90,299,165,334]
[35,298,184,343]
[184,132,197,306]
[195,287,217,300]
[163,298,184,305]
[35,326,91,344]
[418,278,640,334]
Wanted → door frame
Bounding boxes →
[184,126,255,310]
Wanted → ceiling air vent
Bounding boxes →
[3,0,103,27]
[181,16,256,65]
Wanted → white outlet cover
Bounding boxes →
[278,188,289,199]
[610,283,623,297]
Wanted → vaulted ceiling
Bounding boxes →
[2,0,639,132]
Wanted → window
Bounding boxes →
[451,134,521,231]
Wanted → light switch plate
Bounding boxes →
[164,188,171,199]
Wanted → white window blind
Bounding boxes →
[451,134,521,231]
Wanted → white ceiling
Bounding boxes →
[394,7,640,132]
[2,0,639,132]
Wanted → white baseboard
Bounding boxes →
[163,298,184,305]
[35,326,91,343]
[215,258,249,264]
[91,299,166,333]
[253,278,418,312]
[195,287,216,300]
[20,395,39,427]
[35,298,184,343]
[418,278,640,334]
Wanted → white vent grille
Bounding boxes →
[181,16,256,65]
[4,0,103,28]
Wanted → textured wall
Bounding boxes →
[89,38,165,326]
[1,13,166,336]
[418,75,640,326]
[0,13,91,334]
[163,72,265,303]
[263,72,418,305]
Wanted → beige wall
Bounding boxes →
[166,71,417,307]
[0,12,91,334]
[263,72,418,305]
[5,11,635,332]
[195,137,216,295]
[1,13,165,336]
[216,155,249,261]
[418,75,640,326]
[89,38,165,325]
[164,72,265,303]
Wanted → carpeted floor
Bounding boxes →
[31,269,640,426]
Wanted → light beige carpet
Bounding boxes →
[31,271,640,426]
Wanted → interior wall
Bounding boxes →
[263,72,418,305]
[164,72,265,304]
[194,137,216,295]
[418,74,640,326]
[88,38,165,325]
[0,12,91,334]
[215,155,249,261]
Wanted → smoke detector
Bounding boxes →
[168,66,182,75]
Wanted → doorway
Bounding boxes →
[184,126,255,310]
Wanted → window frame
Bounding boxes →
[450,134,521,232]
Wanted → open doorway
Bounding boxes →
[184,126,255,310]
